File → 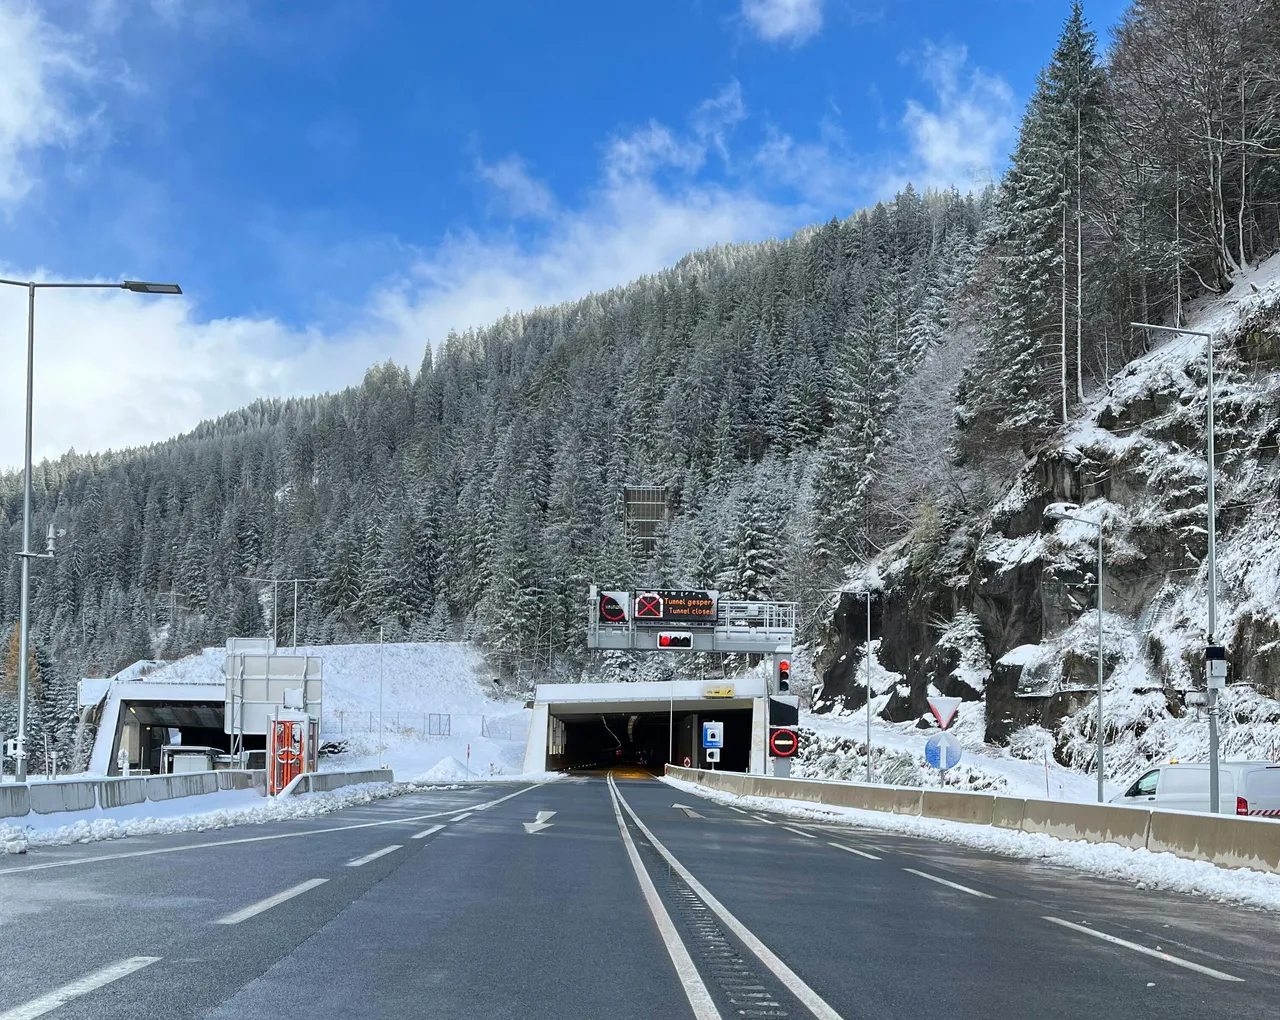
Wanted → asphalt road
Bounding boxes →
[1,773,1277,1019]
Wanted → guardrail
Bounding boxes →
[0,770,268,820]
[665,766,1280,875]
[278,768,395,796]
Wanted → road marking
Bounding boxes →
[411,824,444,839]
[829,842,881,860]
[1042,917,1244,982]
[0,956,161,1020]
[214,879,329,925]
[611,776,846,1020]
[903,868,994,899]
[606,779,721,1019]
[0,784,545,878]
[524,810,556,834]
[782,826,817,839]
[450,812,474,821]
[750,814,777,825]
[673,803,705,819]
[727,806,748,815]
[345,845,403,868]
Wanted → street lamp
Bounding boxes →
[1,277,182,782]
[1131,321,1222,814]
[1047,502,1106,804]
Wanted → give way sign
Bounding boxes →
[927,696,962,731]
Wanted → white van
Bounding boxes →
[1114,761,1280,816]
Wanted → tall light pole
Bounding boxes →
[1,278,181,782]
[1048,504,1106,803]
[1132,321,1221,813]
[864,591,874,783]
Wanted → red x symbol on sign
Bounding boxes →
[635,592,663,618]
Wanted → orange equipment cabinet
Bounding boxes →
[268,709,320,795]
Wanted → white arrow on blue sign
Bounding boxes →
[924,732,963,771]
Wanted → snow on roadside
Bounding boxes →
[664,776,1280,912]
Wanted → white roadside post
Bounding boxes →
[1132,322,1221,812]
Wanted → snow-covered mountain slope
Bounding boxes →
[814,253,1280,788]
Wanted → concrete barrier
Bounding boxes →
[217,770,267,796]
[146,772,218,802]
[1020,797,1151,849]
[29,780,98,815]
[1148,809,1280,872]
[666,767,923,816]
[992,797,1027,830]
[922,790,995,826]
[97,777,146,809]
[0,784,31,819]
[282,768,394,796]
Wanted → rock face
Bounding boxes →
[814,282,1280,778]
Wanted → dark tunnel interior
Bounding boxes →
[553,709,753,772]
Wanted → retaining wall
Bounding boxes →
[29,780,97,815]
[146,772,219,802]
[666,766,1280,875]
[2,768,269,822]
[97,777,147,809]
[0,784,31,820]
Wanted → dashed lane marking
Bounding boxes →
[903,868,994,899]
[750,814,778,825]
[345,845,403,868]
[450,812,474,821]
[782,826,817,839]
[0,784,545,877]
[410,825,445,839]
[1042,917,1243,982]
[214,879,329,925]
[828,842,881,860]
[0,956,161,1020]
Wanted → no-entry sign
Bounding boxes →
[769,727,798,758]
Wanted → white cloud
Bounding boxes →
[753,119,858,206]
[898,42,1015,190]
[0,2,87,208]
[476,155,557,219]
[741,0,824,46]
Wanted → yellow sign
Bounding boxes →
[703,684,735,699]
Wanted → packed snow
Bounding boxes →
[665,777,1280,913]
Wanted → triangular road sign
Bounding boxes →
[927,696,962,731]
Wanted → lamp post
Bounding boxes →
[1132,321,1221,813]
[1,278,182,782]
[1048,504,1106,803]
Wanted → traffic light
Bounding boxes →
[775,656,791,693]
[658,632,693,649]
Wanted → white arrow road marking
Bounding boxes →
[1042,917,1243,982]
[214,879,329,924]
[345,845,402,867]
[523,810,556,834]
[0,956,161,1020]
[672,803,705,818]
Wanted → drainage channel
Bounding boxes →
[639,839,792,1018]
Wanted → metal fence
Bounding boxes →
[324,710,451,738]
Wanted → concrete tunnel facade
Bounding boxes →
[522,678,768,774]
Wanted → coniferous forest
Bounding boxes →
[3,0,1280,765]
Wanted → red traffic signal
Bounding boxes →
[778,659,790,679]
[658,632,693,649]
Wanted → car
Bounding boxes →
[1112,761,1280,816]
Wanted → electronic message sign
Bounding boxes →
[632,589,716,626]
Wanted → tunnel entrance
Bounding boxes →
[553,709,753,773]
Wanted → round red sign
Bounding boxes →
[769,728,798,757]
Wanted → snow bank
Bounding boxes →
[665,777,1280,912]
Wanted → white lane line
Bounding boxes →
[1042,917,1244,982]
[0,783,546,878]
[828,842,881,860]
[727,806,748,815]
[411,825,445,839]
[345,845,403,868]
[214,879,329,925]
[612,776,845,1020]
[750,814,777,825]
[903,868,994,899]
[0,956,161,1020]
[450,812,474,821]
[606,778,721,1020]
[782,826,817,840]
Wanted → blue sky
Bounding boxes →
[0,0,1129,465]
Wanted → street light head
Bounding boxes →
[1045,501,1082,523]
[122,281,183,295]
